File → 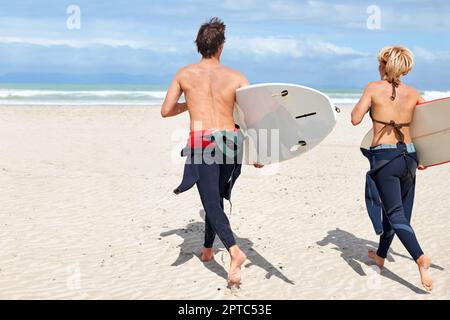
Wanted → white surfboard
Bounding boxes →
[360,97,450,167]
[234,83,338,165]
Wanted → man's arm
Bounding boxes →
[351,84,373,126]
[161,71,188,118]
[238,72,250,89]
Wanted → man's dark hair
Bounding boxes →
[195,17,226,58]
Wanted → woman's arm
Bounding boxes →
[416,88,426,104]
[351,84,373,126]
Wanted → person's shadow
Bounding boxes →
[160,210,295,284]
[317,228,444,294]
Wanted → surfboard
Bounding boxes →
[360,97,450,167]
[234,83,338,165]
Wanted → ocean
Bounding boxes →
[0,84,448,106]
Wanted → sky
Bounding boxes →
[0,0,449,89]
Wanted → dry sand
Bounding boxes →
[0,105,448,299]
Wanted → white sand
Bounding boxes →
[0,105,448,299]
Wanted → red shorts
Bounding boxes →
[187,129,238,148]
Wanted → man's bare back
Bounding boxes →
[161,58,248,131]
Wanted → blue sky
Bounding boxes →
[0,0,449,89]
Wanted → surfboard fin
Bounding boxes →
[272,90,289,98]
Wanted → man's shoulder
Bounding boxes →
[220,65,244,77]
[176,64,197,76]
[220,66,248,87]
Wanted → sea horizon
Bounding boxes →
[0,83,448,106]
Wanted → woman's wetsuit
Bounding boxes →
[362,109,424,261]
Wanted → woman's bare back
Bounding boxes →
[370,81,422,146]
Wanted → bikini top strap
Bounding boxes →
[390,81,399,101]
[370,110,411,143]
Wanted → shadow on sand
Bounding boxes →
[160,210,295,284]
[317,228,444,294]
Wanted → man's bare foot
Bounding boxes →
[228,246,247,286]
[201,248,214,262]
[368,250,385,268]
[417,255,433,292]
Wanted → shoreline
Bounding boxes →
[1,86,449,109]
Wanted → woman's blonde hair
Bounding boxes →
[378,46,414,85]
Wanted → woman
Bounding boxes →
[351,46,432,291]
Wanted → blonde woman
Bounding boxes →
[351,46,432,291]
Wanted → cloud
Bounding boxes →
[306,40,368,57]
[227,37,303,58]
[414,47,437,62]
[0,36,145,49]
[413,47,450,62]
[221,0,259,11]
[0,34,367,60]
[0,1,449,89]
[333,56,374,70]
[0,36,179,52]
[227,36,368,58]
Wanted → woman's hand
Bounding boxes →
[418,164,427,170]
[253,163,264,169]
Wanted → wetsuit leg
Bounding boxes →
[377,209,395,259]
[401,156,417,225]
[204,215,217,249]
[197,163,236,250]
[372,156,424,261]
[203,162,235,248]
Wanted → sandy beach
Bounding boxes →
[0,105,448,300]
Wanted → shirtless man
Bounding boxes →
[161,18,261,286]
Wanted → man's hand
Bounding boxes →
[418,164,427,170]
[253,163,264,169]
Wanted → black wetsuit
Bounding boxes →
[361,110,424,261]
[174,128,243,250]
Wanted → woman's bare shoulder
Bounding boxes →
[398,83,423,105]
[365,81,386,90]
[362,81,386,97]
[401,82,420,93]
[368,80,385,86]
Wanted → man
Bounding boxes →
[161,17,262,286]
